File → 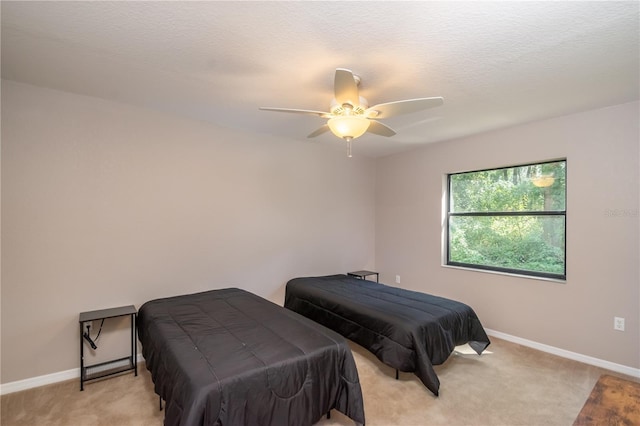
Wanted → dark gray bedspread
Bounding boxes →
[284,274,490,396]
[138,288,365,426]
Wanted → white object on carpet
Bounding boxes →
[454,343,493,355]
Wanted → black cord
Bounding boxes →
[94,319,105,342]
[83,324,97,350]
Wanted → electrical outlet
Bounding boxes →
[83,321,92,334]
[395,275,401,284]
[614,317,625,331]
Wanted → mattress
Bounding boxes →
[138,287,365,425]
[285,274,490,396]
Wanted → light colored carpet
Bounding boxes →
[2,337,636,425]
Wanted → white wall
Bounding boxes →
[1,80,376,384]
[375,101,639,369]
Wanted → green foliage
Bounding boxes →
[449,161,566,276]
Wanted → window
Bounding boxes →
[447,160,566,280]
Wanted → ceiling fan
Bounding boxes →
[259,68,444,157]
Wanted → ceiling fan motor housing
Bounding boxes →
[330,97,369,116]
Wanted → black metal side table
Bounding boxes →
[347,270,379,283]
[79,305,137,390]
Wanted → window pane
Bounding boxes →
[450,161,566,213]
[449,215,565,276]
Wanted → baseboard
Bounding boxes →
[3,334,639,395]
[485,328,640,379]
[0,354,145,396]
[0,367,79,395]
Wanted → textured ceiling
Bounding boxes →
[2,1,639,157]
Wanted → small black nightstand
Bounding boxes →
[347,270,379,283]
[79,305,137,390]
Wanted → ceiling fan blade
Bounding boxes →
[365,97,444,119]
[307,124,330,138]
[334,68,359,107]
[367,120,396,137]
[259,107,331,117]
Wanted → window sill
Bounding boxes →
[441,264,566,284]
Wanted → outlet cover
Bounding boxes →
[614,317,625,331]
[395,275,401,284]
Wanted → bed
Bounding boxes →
[137,287,365,426]
[284,274,490,397]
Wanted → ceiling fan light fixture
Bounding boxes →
[327,115,370,140]
[259,68,444,157]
